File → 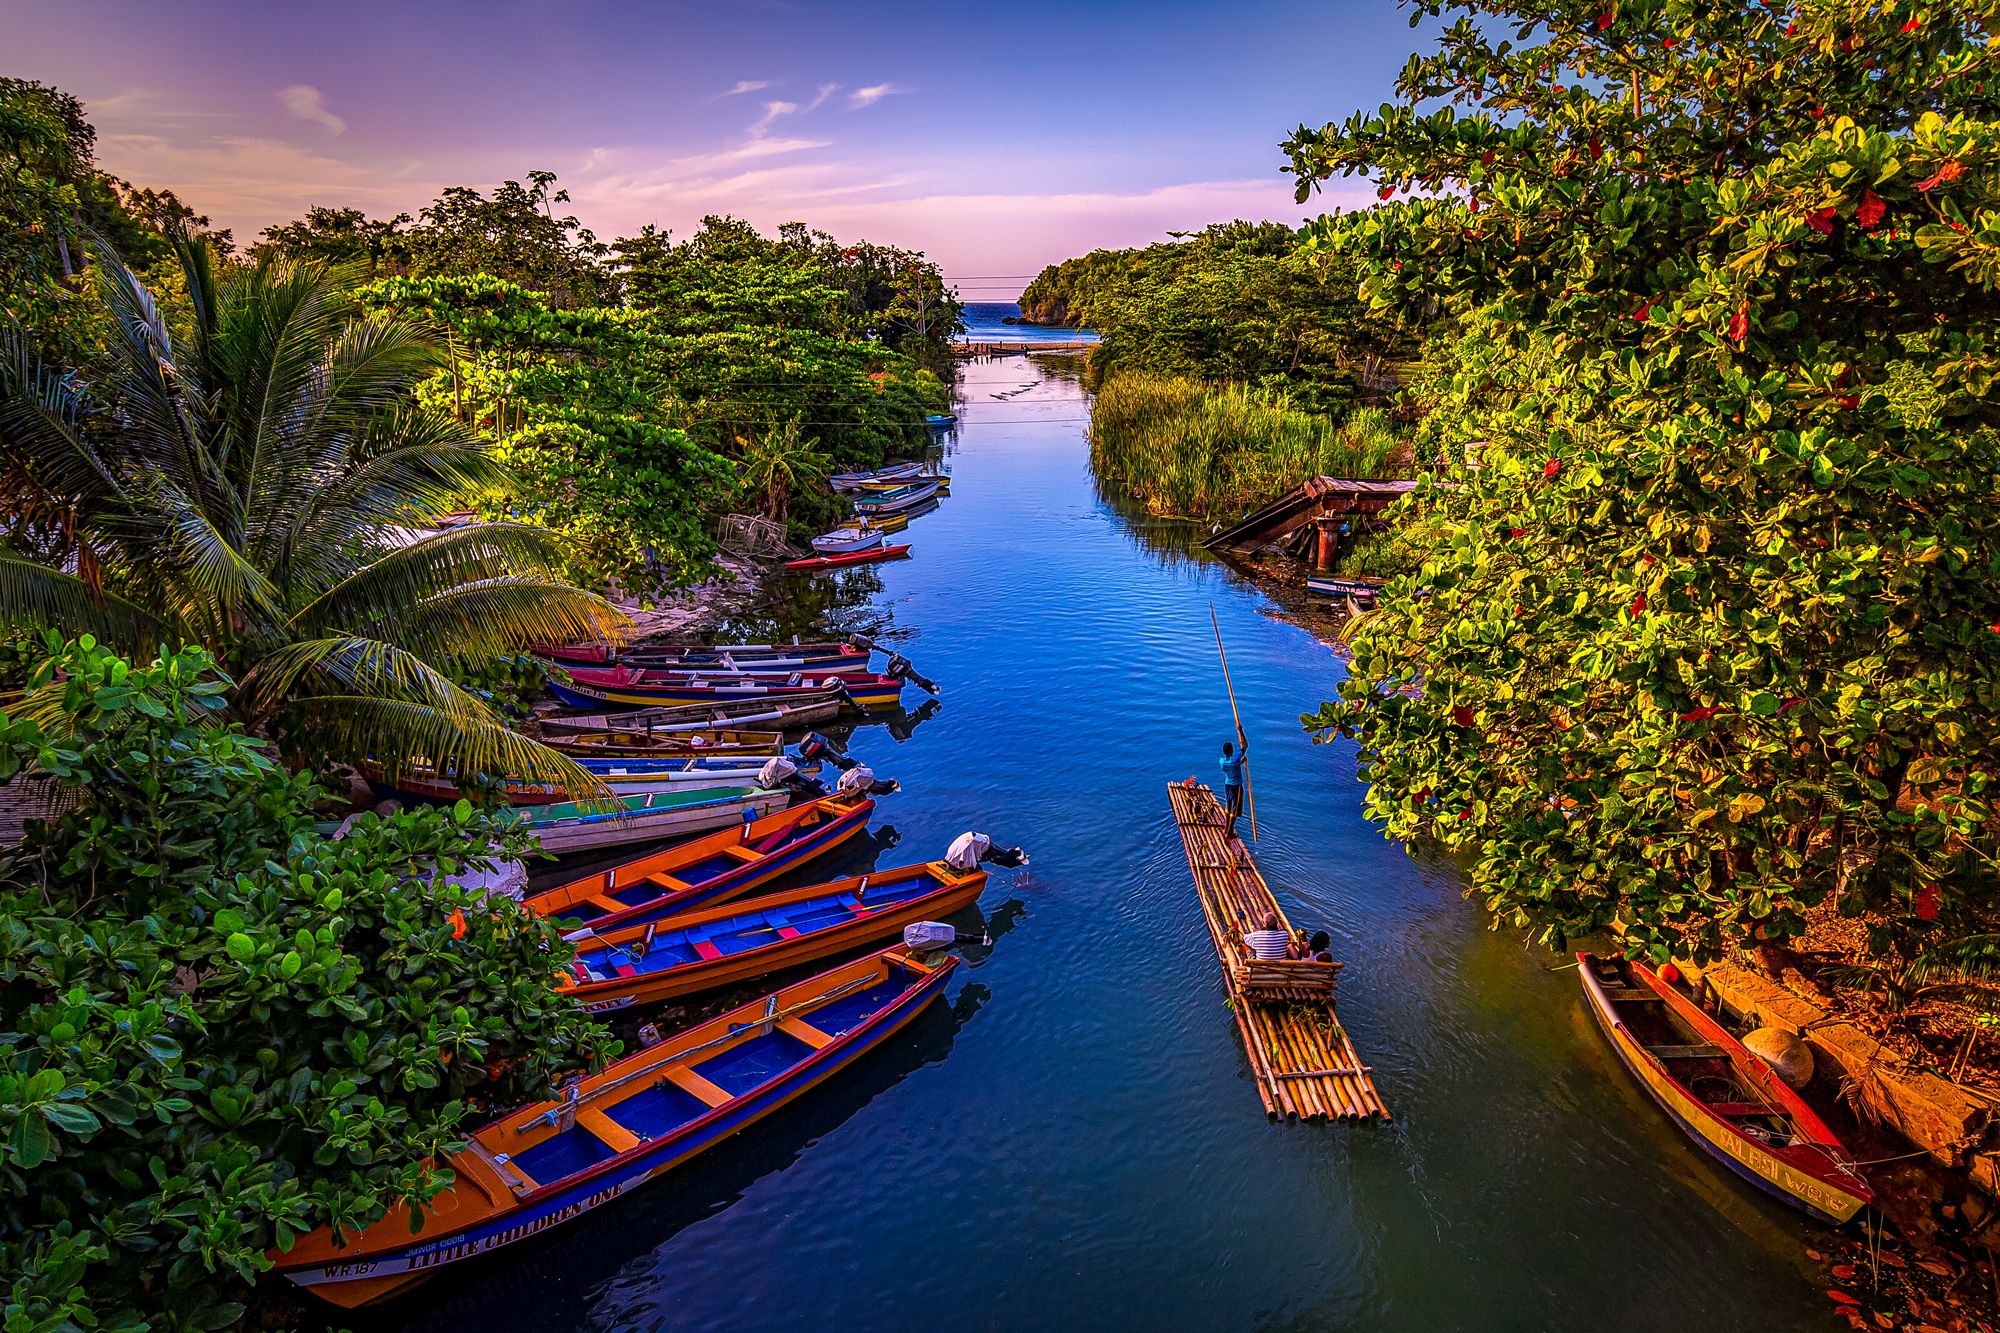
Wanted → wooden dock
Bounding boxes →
[1168,780,1388,1122]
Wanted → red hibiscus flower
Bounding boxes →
[1544,458,1562,478]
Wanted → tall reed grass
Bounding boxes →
[1089,373,1407,519]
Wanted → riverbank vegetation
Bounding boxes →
[0,73,960,1325]
[1091,375,1405,517]
[1026,221,1415,518]
[1290,0,2000,1039]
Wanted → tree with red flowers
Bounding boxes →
[1292,0,2000,967]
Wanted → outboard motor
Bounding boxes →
[835,764,901,799]
[845,632,877,654]
[757,755,827,799]
[796,733,855,771]
[833,679,872,717]
[902,920,988,956]
[884,652,940,697]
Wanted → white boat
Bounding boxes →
[516,787,789,855]
[810,526,888,555]
[829,461,925,493]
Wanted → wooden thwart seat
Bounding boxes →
[659,1064,732,1107]
[1647,1043,1727,1060]
[1169,780,1387,1123]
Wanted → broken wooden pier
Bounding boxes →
[1168,779,1388,1122]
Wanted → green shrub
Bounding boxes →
[0,639,612,1330]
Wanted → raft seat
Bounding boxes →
[643,873,690,892]
[1646,1043,1727,1060]
[1708,1101,1785,1117]
[586,894,627,915]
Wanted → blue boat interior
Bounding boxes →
[575,871,945,982]
[552,819,830,925]
[501,963,915,1189]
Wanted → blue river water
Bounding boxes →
[958,300,1098,343]
[378,353,1829,1332]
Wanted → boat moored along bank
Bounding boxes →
[274,946,957,1308]
[1579,953,1873,1224]
[521,794,876,933]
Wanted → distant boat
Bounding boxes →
[273,946,957,1308]
[522,793,875,934]
[852,480,940,516]
[784,543,912,574]
[862,509,909,533]
[810,526,887,555]
[559,859,988,1011]
[1578,953,1874,1224]
[860,473,949,495]
[925,412,956,428]
[830,461,925,493]
[1306,575,1379,604]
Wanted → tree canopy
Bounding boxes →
[1291,0,2000,966]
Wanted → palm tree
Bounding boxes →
[0,228,625,791]
[735,421,833,522]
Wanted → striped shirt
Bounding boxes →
[1243,928,1291,961]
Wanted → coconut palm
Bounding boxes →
[735,421,833,522]
[0,228,625,789]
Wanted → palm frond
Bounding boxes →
[354,576,627,665]
[239,636,607,796]
[0,322,126,515]
[285,694,615,805]
[0,544,164,653]
[286,524,621,642]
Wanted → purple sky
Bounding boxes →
[4,0,1407,294]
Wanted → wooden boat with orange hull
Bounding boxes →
[1579,953,1873,1224]
[521,795,874,934]
[558,860,987,1012]
[274,946,956,1308]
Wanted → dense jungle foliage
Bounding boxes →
[1021,220,1405,414]
[1291,0,2000,979]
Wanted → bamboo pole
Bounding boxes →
[1209,604,1258,842]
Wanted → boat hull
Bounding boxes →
[538,691,845,734]
[523,795,875,933]
[810,529,886,555]
[563,862,986,1012]
[520,788,787,855]
[546,675,901,711]
[1579,955,1871,1224]
[784,544,912,573]
[829,461,925,492]
[852,480,940,515]
[277,948,955,1307]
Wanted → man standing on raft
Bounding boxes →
[1220,733,1247,841]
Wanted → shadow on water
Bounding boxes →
[359,984,992,1333]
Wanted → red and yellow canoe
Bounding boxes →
[1579,953,1873,1224]
[520,794,874,934]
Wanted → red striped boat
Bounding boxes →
[1579,953,1873,1223]
[785,543,911,572]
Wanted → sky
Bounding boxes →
[4,0,1411,296]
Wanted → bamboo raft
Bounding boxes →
[1168,780,1388,1122]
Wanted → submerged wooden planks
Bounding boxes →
[1169,779,1389,1122]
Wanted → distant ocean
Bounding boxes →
[957,301,1099,343]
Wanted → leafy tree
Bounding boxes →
[405,171,616,309]
[1024,221,1404,412]
[361,274,729,592]
[0,638,610,1332]
[253,205,412,272]
[0,231,622,788]
[1290,0,2000,965]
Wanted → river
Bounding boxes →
[383,352,1831,1332]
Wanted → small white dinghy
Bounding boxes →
[810,526,887,555]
